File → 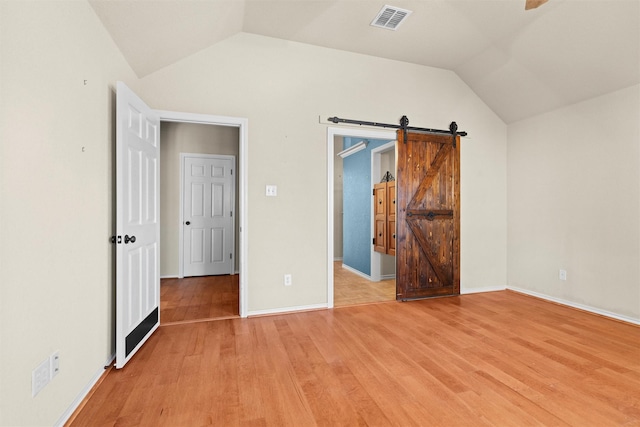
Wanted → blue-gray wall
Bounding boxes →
[342,138,393,275]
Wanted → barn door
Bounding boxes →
[396,131,460,300]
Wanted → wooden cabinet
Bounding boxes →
[386,181,396,256]
[373,181,396,255]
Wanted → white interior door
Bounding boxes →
[183,155,235,277]
[115,81,160,369]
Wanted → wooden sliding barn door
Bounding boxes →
[396,131,460,300]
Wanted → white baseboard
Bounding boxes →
[341,264,372,281]
[54,354,115,427]
[248,303,328,317]
[380,274,396,281]
[334,257,343,262]
[508,286,640,326]
[461,285,506,295]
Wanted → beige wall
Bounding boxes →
[0,10,509,425]
[138,32,509,312]
[0,1,138,425]
[1,5,637,423]
[507,85,640,321]
[160,122,240,277]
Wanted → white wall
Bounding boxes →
[138,33,508,312]
[507,84,640,321]
[0,1,138,425]
[160,122,240,277]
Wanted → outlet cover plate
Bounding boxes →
[32,358,50,397]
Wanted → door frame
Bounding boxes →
[370,140,396,282]
[326,126,396,308]
[157,110,248,318]
[179,153,236,278]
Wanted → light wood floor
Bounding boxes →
[333,261,395,307]
[69,291,640,426]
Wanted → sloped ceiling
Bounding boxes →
[89,0,640,123]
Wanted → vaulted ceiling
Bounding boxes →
[89,0,639,123]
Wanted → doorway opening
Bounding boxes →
[157,111,248,320]
[327,127,397,307]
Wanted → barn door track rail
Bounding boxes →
[327,116,467,148]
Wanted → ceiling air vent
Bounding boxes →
[370,5,412,31]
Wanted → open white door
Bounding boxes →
[115,81,160,369]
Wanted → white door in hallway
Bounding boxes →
[183,155,235,277]
[115,81,160,369]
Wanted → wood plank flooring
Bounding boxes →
[69,291,640,426]
[160,275,239,324]
[333,261,395,307]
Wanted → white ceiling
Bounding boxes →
[89,0,640,123]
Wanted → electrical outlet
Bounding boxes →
[284,274,292,286]
[32,358,51,397]
[559,269,567,281]
[51,351,60,379]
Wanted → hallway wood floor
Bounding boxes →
[160,264,394,325]
[160,275,239,324]
[69,291,640,427]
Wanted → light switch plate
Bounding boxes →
[266,185,277,196]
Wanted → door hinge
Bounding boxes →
[373,189,375,196]
[230,169,233,175]
[230,253,233,260]
[110,235,122,244]
[230,211,233,217]
[373,238,375,245]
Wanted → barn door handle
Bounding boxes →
[124,235,136,244]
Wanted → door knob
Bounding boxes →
[185,221,191,225]
[124,235,136,244]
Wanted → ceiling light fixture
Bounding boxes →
[337,140,368,158]
[370,5,412,31]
